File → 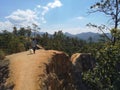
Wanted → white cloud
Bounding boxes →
[42,6,49,16]
[0,21,13,32]
[39,0,62,23]
[37,5,41,8]
[76,16,85,20]
[5,9,39,27]
[0,0,63,31]
[32,0,62,24]
[47,0,62,8]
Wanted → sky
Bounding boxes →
[0,0,110,34]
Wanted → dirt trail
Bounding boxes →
[6,49,57,90]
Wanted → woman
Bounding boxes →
[31,38,37,54]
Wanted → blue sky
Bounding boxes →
[0,0,110,34]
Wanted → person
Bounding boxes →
[31,38,37,54]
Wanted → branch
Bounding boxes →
[98,26,112,42]
[87,23,112,42]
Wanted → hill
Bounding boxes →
[65,32,100,41]
[39,31,111,41]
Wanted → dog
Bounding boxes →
[29,49,33,54]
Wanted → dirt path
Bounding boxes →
[6,49,55,90]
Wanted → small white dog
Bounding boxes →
[29,49,33,54]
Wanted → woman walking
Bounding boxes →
[31,38,37,54]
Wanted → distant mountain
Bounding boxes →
[36,31,111,42]
[64,32,75,37]
[64,32,101,41]
[76,32,100,40]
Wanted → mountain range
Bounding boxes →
[64,32,100,40]
[39,31,111,42]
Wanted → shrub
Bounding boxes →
[0,50,5,60]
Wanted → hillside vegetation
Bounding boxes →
[0,25,120,90]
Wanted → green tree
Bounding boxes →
[52,31,66,50]
[83,38,120,90]
[82,1,120,89]
[18,27,26,36]
[90,0,120,44]
[26,26,32,37]
[0,29,27,54]
[8,37,25,53]
[0,50,5,60]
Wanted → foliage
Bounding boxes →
[82,29,120,90]
[0,28,89,56]
[8,37,25,53]
[0,50,5,60]
[38,31,87,56]
[90,0,120,44]
[1,26,120,90]
[0,29,27,54]
[90,0,120,28]
[81,1,120,89]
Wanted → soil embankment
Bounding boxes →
[6,50,72,90]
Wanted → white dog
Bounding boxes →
[29,49,33,54]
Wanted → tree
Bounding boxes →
[52,31,66,51]
[90,0,120,44]
[18,27,26,36]
[26,26,32,37]
[83,38,120,90]
[0,50,5,60]
[8,38,25,53]
[32,23,41,38]
[81,1,120,89]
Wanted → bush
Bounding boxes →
[0,50,5,60]
[8,38,25,54]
